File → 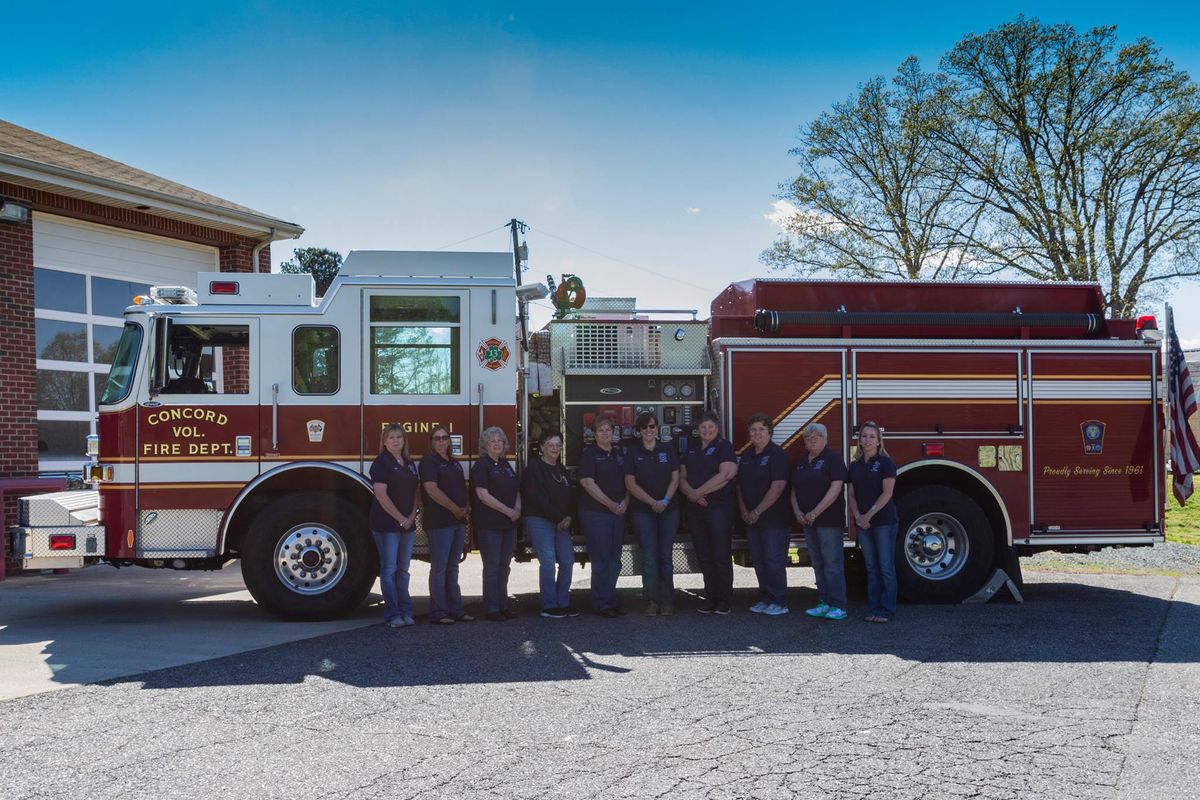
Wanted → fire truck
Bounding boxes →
[10,250,1167,619]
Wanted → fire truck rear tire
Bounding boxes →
[895,486,994,604]
[241,493,378,621]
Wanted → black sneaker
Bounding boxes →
[714,607,732,615]
[562,607,581,618]
[697,603,717,615]
[500,609,517,620]
[540,608,567,619]
[485,612,504,622]
[599,608,620,618]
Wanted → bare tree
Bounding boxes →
[933,18,1200,315]
[764,57,986,280]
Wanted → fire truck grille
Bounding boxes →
[137,509,222,558]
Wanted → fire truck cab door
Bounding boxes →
[135,316,260,559]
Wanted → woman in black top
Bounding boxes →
[624,411,680,616]
[847,421,899,622]
[737,412,792,615]
[577,414,628,617]
[471,426,521,621]
[679,411,738,614]
[521,431,578,618]
[420,425,473,625]
[368,423,419,628]
[789,422,848,621]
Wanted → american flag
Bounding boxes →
[1168,304,1200,505]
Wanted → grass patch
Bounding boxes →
[1166,493,1200,545]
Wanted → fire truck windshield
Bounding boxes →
[98,322,144,405]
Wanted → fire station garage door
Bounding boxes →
[32,213,219,473]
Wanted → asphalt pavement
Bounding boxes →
[1,560,1197,799]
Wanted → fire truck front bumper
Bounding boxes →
[9,489,105,570]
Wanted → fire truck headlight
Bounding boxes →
[85,434,100,457]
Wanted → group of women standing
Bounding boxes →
[367,413,901,628]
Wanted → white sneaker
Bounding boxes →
[805,603,831,618]
[764,604,790,616]
[749,602,769,614]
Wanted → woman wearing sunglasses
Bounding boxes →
[624,411,680,616]
[419,425,474,625]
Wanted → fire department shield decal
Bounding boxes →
[476,337,511,371]
[1081,420,1105,455]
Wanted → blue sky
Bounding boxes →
[4,1,1199,340]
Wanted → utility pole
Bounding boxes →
[507,218,530,466]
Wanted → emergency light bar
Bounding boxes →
[149,286,198,305]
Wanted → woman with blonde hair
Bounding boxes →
[847,421,899,622]
[368,423,420,627]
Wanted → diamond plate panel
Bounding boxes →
[138,509,222,558]
[550,321,709,387]
[618,542,701,576]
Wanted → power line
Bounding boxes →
[527,225,710,291]
[432,225,508,251]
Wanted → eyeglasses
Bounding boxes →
[432,434,450,441]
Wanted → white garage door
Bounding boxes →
[32,213,220,472]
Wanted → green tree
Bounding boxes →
[766,57,985,280]
[280,247,342,296]
[766,18,1200,315]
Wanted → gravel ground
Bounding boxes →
[1024,540,1200,575]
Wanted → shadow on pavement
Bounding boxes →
[95,579,1200,692]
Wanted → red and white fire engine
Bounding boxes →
[11,250,1168,619]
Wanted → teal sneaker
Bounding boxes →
[823,607,847,621]
[805,603,831,618]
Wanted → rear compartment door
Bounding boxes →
[1028,350,1160,539]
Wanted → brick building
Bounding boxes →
[0,119,303,484]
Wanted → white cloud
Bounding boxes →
[764,199,798,228]
[686,207,701,215]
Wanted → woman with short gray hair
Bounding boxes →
[790,422,849,621]
[471,426,521,621]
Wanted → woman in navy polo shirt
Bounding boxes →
[624,411,680,616]
[419,425,473,625]
[789,422,849,621]
[369,423,420,627]
[471,426,521,621]
[737,413,792,616]
[577,414,629,617]
[680,411,738,614]
[521,430,578,619]
[848,421,899,622]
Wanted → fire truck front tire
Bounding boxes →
[241,493,378,621]
[895,486,994,603]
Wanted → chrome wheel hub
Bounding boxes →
[274,524,347,595]
[904,512,968,580]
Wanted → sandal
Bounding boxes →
[434,616,456,625]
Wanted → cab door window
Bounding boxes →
[160,323,251,395]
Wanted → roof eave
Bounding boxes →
[0,153,304,240]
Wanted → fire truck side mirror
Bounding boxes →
[150,317,170,397]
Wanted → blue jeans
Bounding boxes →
[747,524,790,606]
[857,522,900,618]
[524,516,574,610]
[804,525,847,610]
[688,502,734,610]
[426,524,465,620]
[372,529,415,622]
[581,509,625,612]
[630,507,679,606]
[477,526,516,614]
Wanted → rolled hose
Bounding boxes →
[753,309,1102,335]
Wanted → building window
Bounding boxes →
[34,267,150,466]
[369,296,461,395]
